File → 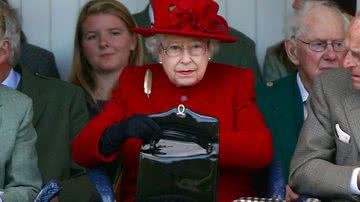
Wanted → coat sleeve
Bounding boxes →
[2,98,42,202]
[71,83,128,167]
[289,74,357,200]
[216,28,262,83]
[219,69,273,169]
[59,87,100,202]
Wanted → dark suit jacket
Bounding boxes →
[19,43,60,78]
[262,42,296,82]
[15,67,99,202]
[132,5,262,82]
[256,73,304,182]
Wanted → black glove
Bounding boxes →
[99,114,160,156]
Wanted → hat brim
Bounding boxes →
[132,27,237,43]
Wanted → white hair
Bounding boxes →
[285,0,349,39]
[0,1,21,66]
[145,34,219,61]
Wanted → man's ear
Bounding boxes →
[0,40,10,62]
[284,39,300,66]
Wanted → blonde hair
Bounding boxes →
[69,0,144,98]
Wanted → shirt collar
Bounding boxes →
[1,68,21,89]
[296,72,309,103]
[149,4,154,25]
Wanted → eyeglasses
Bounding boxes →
[297,39,346,52]
[160,42,208,57]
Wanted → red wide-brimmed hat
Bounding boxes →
[132,0,237,43]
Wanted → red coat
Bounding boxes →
[72,62,273,202]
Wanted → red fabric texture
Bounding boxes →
[132,0,236,43]
[71,62,273,202]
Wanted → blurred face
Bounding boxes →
[286,5,347,88]
[159,35,211,87]
[343,18,360,90]
[0,40,11,82]
[81,13,136,74]
[292,0,304,10]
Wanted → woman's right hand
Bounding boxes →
[99,114,160,156]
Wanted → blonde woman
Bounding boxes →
[70,0,144,117]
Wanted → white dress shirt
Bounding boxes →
[148,4,154,25]
[296,73,309,119]
[1,68,20,89]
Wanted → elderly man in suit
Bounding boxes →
[0,2,99,202]
[256,0,348,200]
[1,0,60,78]
[132,1,263,82]
[289,14,360,201]
[262,0,355,82]
[0,85,42,201]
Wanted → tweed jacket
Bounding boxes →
[262,42,296,82]
[256,73,304,182]
[0,85,42,201]
[132,5,263,82]
[289,68,360,201]
[19,43,60,78]
[15,67,100,202]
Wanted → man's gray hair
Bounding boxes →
[286,0,349,39]
[0,1,21,66]
[145,34,219,61]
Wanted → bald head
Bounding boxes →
[299,2,346,40]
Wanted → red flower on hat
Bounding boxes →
[168,0,229,35]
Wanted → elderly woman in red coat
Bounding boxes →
[71,0,273,201]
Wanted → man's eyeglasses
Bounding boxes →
[160,42,208,57]
[297,39,346,52]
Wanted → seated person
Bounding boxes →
[19,32,60,78]
[1,0,60,78]
[0,84,42,201]
[70,0,144,118]
[132,0,263,82]
[289,14,360,201]
[0,2,99,202]
[262,41,296,82]
[72,0,273,201]
[256,0,348,200]
[262,0,354,82]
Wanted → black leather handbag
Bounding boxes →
[135,104,219,202]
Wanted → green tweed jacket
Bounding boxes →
[0,85,42,202]
[255,73,304,182]
[15,67,100,202]
[262,42,296,82]
[132,5,262,82]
